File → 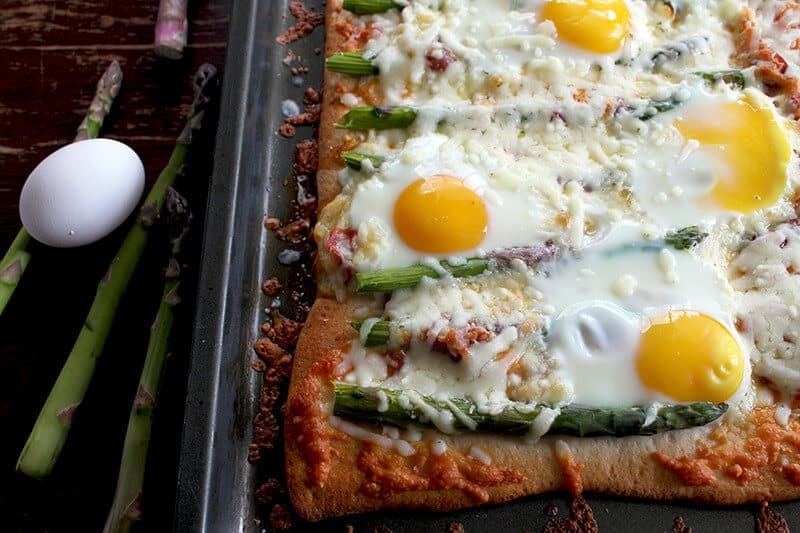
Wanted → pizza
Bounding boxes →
[284,0,800,521]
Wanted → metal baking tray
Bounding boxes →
[174,0,800,530]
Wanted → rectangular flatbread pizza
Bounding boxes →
[285,0,800,521]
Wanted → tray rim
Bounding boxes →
[173,0,257,529]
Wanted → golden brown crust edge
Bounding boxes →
[284,0,800,522]
[286,301,800,522]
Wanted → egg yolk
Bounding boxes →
[674,93,791,214]
[542,0,631,54]
[636,311,743,403]
[393,175,488,254]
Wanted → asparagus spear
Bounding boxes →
[103,189,191,533]
[342,150,385,171]
[665,226,708,250]
[693,70,746,89]
[326,52,378,75]
[355,258,489,292]
[333,383,728,437]
[638,93,687,120]
[343,0,403,14]
[154,0,189,59]
[16,64,218,480]
[351,319,391,346]
[0,60,122,318]
[336,106,417,130]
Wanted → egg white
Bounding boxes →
[535,223,751,407]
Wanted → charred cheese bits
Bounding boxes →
[541,0,632,54]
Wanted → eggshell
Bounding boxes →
[19,138,145,248]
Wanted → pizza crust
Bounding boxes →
[286,299,800,522]
[284,0,800,522]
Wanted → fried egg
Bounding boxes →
[537,224,747,406]
[348,134,553,270]
[540,0,631,55]
[631,89,791,228]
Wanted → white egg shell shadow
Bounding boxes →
[19,138,145,248]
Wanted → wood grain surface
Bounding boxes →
[0,1,230,530]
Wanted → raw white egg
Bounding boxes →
[19,138,145,248]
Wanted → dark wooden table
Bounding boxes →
[0,1,230,530]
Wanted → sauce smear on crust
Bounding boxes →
[357,443,524,502]
[287,349,343,487]
[653,407,800,487]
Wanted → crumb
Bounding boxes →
[672,516,692,533]
[256,478,286,505]
[279,123,296,138]
[757,501,789,533]
[448,522,465,533]
[269,503,293,530]
[543,496,598,533]
[276,1,324,45]
[262,278,282,296]
[545,504,558,517]
[373,526,393,533]
[265,218,281,230]
[315,47,322,55]
[275,218,310,243]
[304,87,321,105]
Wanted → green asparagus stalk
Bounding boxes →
[16,63,217,480]
[333,383,728,437]
[665,226,708,250]
[342,150,385,170]
[355,258,489,292]
[326,52,378,75]
[351,319,391,346]
[0,60,122,318]
[343,0,403,14]
[103,189,191,533]
[638,93,687,120]
[336,106,417,130]
[693,70,746,89]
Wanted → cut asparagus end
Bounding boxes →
[326,52,378,75]
[693,70,745,89]
[665,226,708,250]
[343,0,403,14]
[351,319,391,346]
[333,383,729,437]
[342,150,385,171]
[354,258,490,292]
[336,106,417,130]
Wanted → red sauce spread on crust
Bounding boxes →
[357,443,524,502]
[554,443,585,496]
[652,407,800,487]
[652,452,716,487]
[287,349,343,487]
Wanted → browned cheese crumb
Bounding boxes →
[757,501,789,533]
[672,516,692,533]
[262,278,282,296]
[542,496,598,533]
[276,1,323,45]
[279,123,296,138]
[269,503,293,530]
[447,522,465,533]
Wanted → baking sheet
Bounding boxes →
[174,0,800,530]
